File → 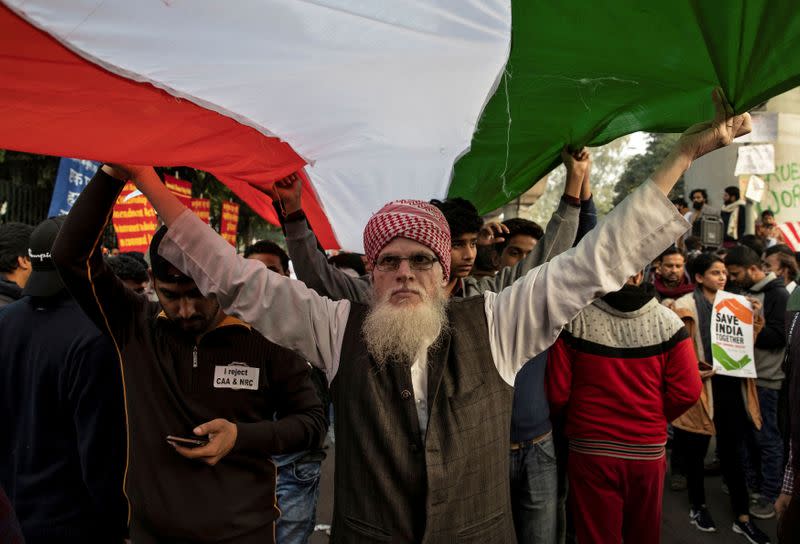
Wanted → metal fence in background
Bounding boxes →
[0,178,50,225]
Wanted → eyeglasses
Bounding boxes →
[375,253,438,272]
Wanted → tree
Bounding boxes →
[0,150,59,189]
[523,135,632,226]
[612,133,683,205]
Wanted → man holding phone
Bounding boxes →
[52,174,327,543]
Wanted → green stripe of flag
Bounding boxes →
[449,0,800,213]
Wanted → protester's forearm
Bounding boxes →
[651,148,693,196]
[127,166,188,226]
[235,405,326,455]
[285,219,372,303]
[574,195,597,246]
[564,170,582,199]
[580,169,592,201]
[159,210,350,376]
[52,169,137,334]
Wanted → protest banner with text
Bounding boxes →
[711,290,756,378]
[191,198,211,224]
[220,201,239,246]
[48,158,100,217]
[112,182,158,253]
[164,174,192,207]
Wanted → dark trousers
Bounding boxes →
[744,386,785,502]
[673,428,711,509]
[669,424,684,476]
[712,375,751,517]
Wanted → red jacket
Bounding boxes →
[547,295,701,459]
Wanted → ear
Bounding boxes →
[17,255,31,271]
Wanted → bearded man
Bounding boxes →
[118,91,749,543]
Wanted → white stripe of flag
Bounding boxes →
[778,222,800,251]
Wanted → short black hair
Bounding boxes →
[149,225,193,283]
[739,234,765,257]
[244,240,289,273]
[430,197,482,239]
[496,218,543,253]
[659,245,685,261]
[671,197,688,208]
[724,186,740,200]
[688,252,723,279]
[690,189,708,201]
[0,222,34,273]
[685,236,704,252]
[328,252,366,276]
[725,245,761,268]
[106,254,148,283]
[765,244,795,259]
[123,251,148,269]
[761,209,775,219]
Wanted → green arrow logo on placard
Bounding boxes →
[712,344,752,371]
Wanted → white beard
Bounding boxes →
[362,286,449,365]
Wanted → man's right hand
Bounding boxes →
[271,172,303,215]
[561,147,590,199]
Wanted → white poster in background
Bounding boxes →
[744,174,766,203]
[711,291,757,378]
[735,144,775,176]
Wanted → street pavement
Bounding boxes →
[308,449,778,543]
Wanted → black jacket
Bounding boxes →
[0,294,127,543]
[0,277,21,307]
[52,170,327,542]
[748,275,790,388]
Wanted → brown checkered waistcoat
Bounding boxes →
[330,296,516,543]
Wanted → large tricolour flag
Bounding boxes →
[1,1,800,250]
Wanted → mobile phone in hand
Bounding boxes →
[166,435,209,448]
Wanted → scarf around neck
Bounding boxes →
[693,287,713,362]
[601,282,656,313]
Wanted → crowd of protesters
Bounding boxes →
[0,92,798,544]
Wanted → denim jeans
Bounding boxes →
[275,459,322,544]
[509,435,558,544]
[744,386,785,502]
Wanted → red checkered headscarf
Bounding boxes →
[363,199,451,281]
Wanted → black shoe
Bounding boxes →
[689,506,717,532]
[733,519,770,544]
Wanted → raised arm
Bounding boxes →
[574,165,598,245]
[273,173,373,302]
[52,167,149,343]
[284,218,372,302]
[468,148,584,295]
[486,88,751,384]
[123,166,351,379]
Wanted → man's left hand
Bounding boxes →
[172,419,238,466]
